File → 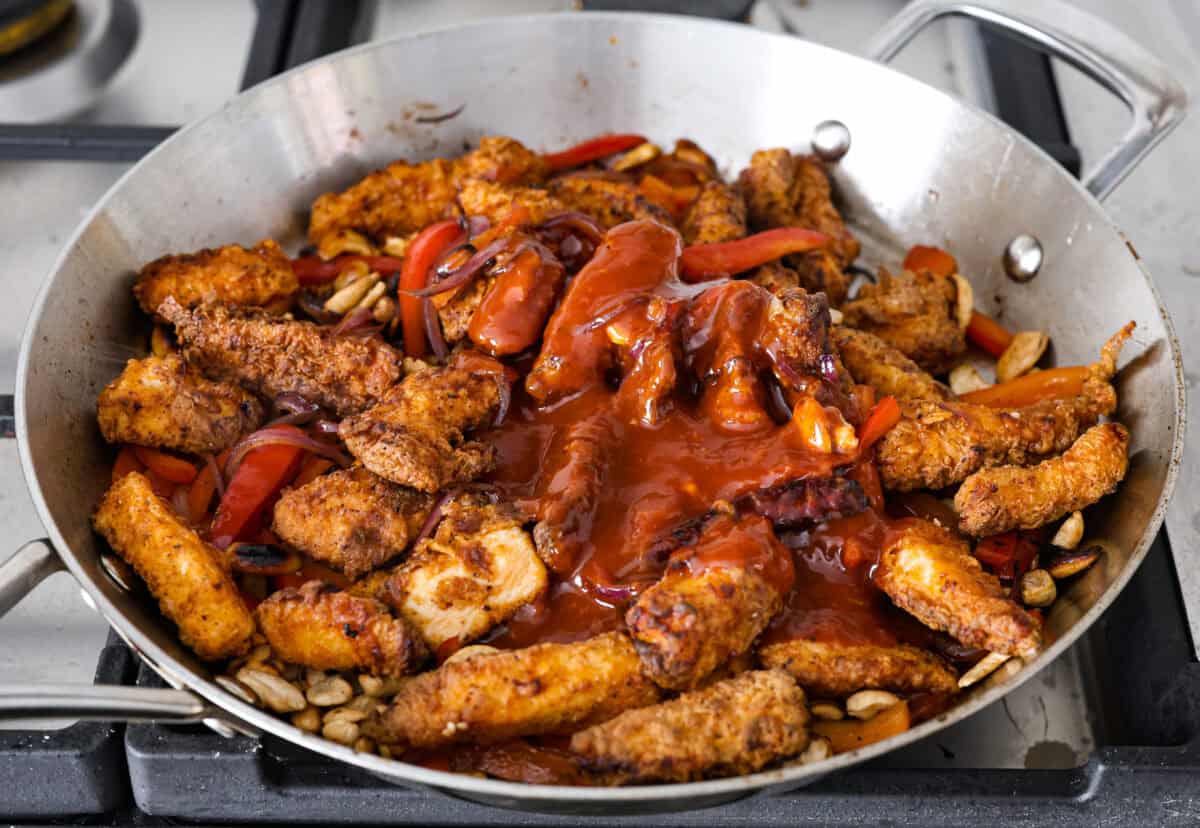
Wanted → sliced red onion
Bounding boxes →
[225,426,351,479]
[266,393,321,427]
[819,353,839,384]
[297,292,340,324]
[332,304,375,336]
[313,419,341,435]
[492,379,512,428]
[413,487,462,545]
[404,238,511,298]
[205,454,225,499]
[468,215,490,238]
[171,486,191,519]
[539,211,605,245]
[423,298,449,359]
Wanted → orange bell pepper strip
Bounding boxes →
[293,455,335,488]
[639,173,699,220]
[399,219,464,357]
[959,366,1088,408]
[210,427,306,549]
[679,228,830,280]
[542,133,647,172]
[966,310,1015,359]
[187,463,219,524]
[813,700,911,754]
[133,446,198,485]
[291,254,407,286]
[857,396,901,452]
[111,446,143,483]
[903,244,958,277]
[271,560,351,591]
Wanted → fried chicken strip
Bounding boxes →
[873,519,1040,659]
[339,352,507,492]
[363,632,660,749]
[97,353,265,454]
[759,639,958,697]
[93,472,254,661]
[546,176,672,228]
[841,268,965,374]
[271,467,433,578]
[384,496,547,647]
[627,513,790,690]
[254,581,428,677]
[877,326,1131,491]
[133,240,297,318]
[160,298,402,417]
[832,326,952,402]
[308,136,547,243]
[571,669,810,784]
[955,422,1129,536]
[680,181,747,245]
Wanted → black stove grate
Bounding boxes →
[9,2,1199,826]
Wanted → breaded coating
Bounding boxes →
[759,639,958,697]
[160,298,402,418]
[133,240,297,318]
[841,269,965,374]
[437,274,493,344]
[627,515,788,690]
[340,353,506,492]
[547,176,673,228]
[364,632,660,749]
[571,670,810,784]
[455,179,565,227]
[877,378,1115,491]
[97,353,265,454]
[271,467,433,578]
[874,519,1041,659]
[748,261,802,294]
[955,422,1129,536]
[832,326,952,401]
[254,581,427,677]
[384,496,547,647]
[308,136,547,243]
[93,472,253,661]
[680,181,747,245]
[737,149,858,304]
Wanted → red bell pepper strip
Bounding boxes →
[959,366,1088,408]
[680,228,830,280]
[966,310,1015,359]
[210,426,306,549]
[271,560,351,591]
[133,446,198,485]
[857,396,901,452]
[542,133,647,172]
[902,244,958,277]
[187,462,220,524]
[291,254,407,286]
[142,469,177,499]
[399,219,464,357]
[111,446,143,483]
[974,531,1040,580]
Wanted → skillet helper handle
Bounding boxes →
[0,538,212,724]
[866,0,1187,200]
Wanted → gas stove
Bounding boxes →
[0,1,1197,825]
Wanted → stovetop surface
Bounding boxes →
[0,0,1198,824]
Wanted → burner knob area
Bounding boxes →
[811,119,851,162]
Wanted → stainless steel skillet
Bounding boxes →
[0,0,1186,815]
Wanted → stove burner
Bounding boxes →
[0,0,136,122]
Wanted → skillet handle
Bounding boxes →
[865,0,1187,200]
[0,539,214,724]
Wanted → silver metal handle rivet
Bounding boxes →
[1003,234,1044,282]
[811,119,851,162]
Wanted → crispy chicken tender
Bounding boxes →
[955,422,1129,536]
[340,353,506,492]
[254,581,428,677]
[455,179,566,227]
[308,136,547,243]
[364,632,660,749]
[160,298,402,418]
[571,669,810,784]
[874,519,1041,659]
[271,467,433,578]
[627,514,788,691]
[874,324,1135,491]
[680,181,747,245]
[384,496,547,647]
[546,176,673,228]
[748,261,803,295]
[841,269,965,374]
[93,472,254,661]
[133,240,297,318]
[737,149,858,304]
[832,327,952,402]
[97,353,265,454]
[759,639,958,697]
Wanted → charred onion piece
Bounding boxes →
[230,542,302,576]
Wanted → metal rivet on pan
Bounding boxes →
[811,120,851,162]
[1004,234,1043,282]
[99,552,136,592]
